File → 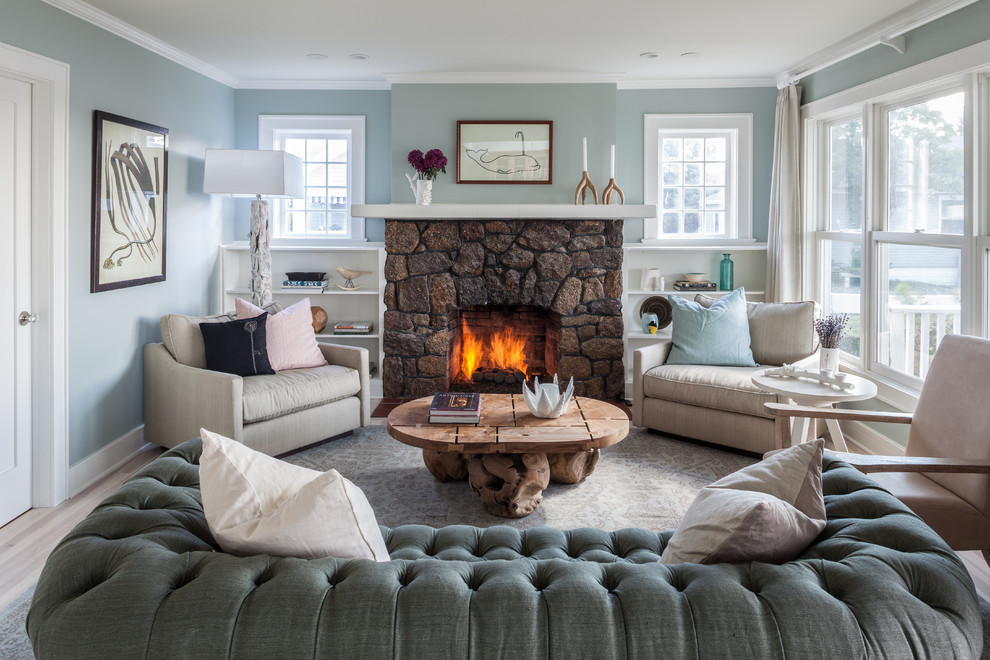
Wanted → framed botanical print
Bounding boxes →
[91,110,168,292]
[456,120,552,184]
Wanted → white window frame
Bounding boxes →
[643,113,753,244]
[802,39,990,409]
[259,115,366,243]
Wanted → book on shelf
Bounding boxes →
[333,321,374,335]
[368,362,378,378]
[672,280,717,291]
[281,282,326,292]
[283,279,328,287]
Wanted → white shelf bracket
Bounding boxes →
[879,35,906,55]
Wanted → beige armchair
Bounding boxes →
[766,334,990,560]
[144,310,370,456]
[633,297,818,455]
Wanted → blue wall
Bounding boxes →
[233,89,391,242]
[390,83,616,205]
[801,0,990,103]
[0,0,234,464]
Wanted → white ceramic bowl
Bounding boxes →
[684,272,706,283]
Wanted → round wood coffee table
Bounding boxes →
[387,394,630,518]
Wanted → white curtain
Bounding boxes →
[766,83,803,302]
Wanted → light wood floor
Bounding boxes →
[3,412,990,611]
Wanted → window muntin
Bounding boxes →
[643,114,752,243]
[659,134,729,237]
[258,115,365,242]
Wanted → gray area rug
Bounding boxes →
[5,425,989,657]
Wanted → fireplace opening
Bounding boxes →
[447,305,561,393]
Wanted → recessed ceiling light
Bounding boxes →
[639,51,659,59]
[306,53,328,60]
[349,53,370,60]
[680,51,702,58]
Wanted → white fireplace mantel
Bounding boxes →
[350,203,656,220]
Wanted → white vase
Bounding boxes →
[416,179,433,205]
[820,347,840,374]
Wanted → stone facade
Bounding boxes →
[383,218,624,400]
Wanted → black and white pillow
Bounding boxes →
[199,313,275,376]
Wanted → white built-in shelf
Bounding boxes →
[625,242,768,251]
[351,203,655,220]
[316,334,380,340]
[627,289,765,296]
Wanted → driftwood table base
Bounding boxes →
[389,395,629,518]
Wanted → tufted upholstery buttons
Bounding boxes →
[25,439,984,660]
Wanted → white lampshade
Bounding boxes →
[203,149,304,198]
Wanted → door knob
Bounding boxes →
[18,311,37,326]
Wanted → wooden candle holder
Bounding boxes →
[602,178,624,205]
[573,171,599,205]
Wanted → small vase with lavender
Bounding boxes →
[814,313,848,374]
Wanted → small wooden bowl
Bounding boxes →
[311,306,328,334]
[684,273,706,283]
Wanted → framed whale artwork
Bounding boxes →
[456,120,552,184]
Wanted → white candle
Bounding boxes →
[582,137,588,172]
[610,144,615,179]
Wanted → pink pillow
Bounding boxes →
[235,298,327,371]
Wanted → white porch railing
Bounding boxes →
[882,302,960,379]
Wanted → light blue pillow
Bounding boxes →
[666,287,758,366]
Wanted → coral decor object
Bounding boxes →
[762,364,855,391]
[522,374,575,418]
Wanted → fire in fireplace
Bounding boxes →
[448,305,560,393]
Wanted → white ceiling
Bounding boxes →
[47,0,976,87]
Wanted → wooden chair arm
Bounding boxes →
[829,452,990,474]
[764,402,914,424]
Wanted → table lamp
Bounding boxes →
[203,149,304,306]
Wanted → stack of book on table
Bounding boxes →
[429,392,481,424]
[280,279,327,292]
[333,321,374,335]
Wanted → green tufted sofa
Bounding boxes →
[27,439,983,659]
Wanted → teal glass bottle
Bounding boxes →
[719,253,734,291]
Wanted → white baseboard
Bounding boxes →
[840,420,906,456]
[68,425,152,497]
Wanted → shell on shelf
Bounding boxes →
[521,374,574,418]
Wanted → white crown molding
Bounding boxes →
[383,71,625,84]
[779,0,982,85]
[237,79,391,91]
[617,77,776,90]
[40,0,238,87]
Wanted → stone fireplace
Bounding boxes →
[383,217,625,400]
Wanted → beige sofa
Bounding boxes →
[144,309,370,456]
[632,297,818,455]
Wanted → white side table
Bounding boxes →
[751,371,878,451]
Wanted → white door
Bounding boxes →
[0,73,33,526]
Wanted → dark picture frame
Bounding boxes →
[456,120,552,184]
[91,110,168,293]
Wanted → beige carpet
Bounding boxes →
[282,425,755,531]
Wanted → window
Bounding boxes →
[806,63,987,402]
[643,114,752,242]
[259,115,365,242]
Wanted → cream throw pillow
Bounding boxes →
[199,428,389,561]
[660,439,826,565]
[235,297,327,371]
